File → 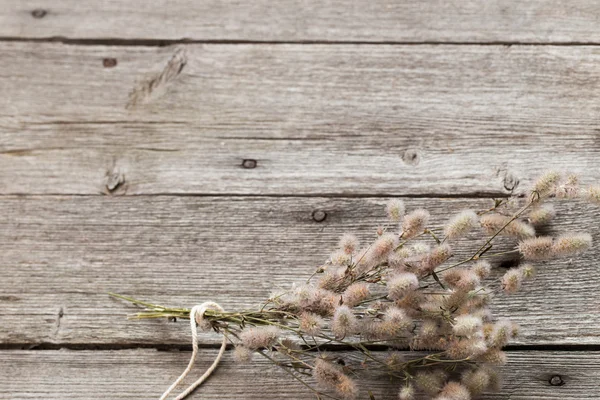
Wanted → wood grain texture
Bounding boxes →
[1,349,598,399]
[2,196,599,346]
[2,42,600,196]
[1,1,600,43]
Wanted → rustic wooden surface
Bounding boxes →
[2,196,599,347]
[1,1,600,399]
[1,1,600,43]
[2,43,600,196]
[1,350,598,399]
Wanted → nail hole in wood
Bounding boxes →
[31,9,47,19]
[549,375,565,386]
[312,209,327,223]
[241,159,257,169]
[103,58,118,68]
[168,317,177,323]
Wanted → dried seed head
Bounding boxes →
[398,384,415,400]
[388,251,409,270]
[396,246,414,259]
[354,247,375,272]
[384,306,412,330]
[480,215,535,239]
[421,244,453,273]
[446,338,488,359]
[299,312,324,336]
[501,268,523,294]
[339,233,359,255]
[368,233,399,264]
[443,269,480,292]
[336,374,359,400]
[279,338,302,352]
[239,326,281,350]
[530,170,561,199]
[461,368,490,396]
[528,204,555,226]
[387,199,406,222]
[555,174,580,199]
[453,315,483,336]
[402,209,430,239]
[318,268,347,292]
[438,382,471,400]
[442,289,472,311]
[551,232,592,257]
[461,289,492,314]
[314,358,358,400]
[479,214,508,235]
[503,220,535,239]
[387,272,419,300]
[486,367,503,391]
[471,260,492,280]
[444,210,479,240]
[414,370,447,396]
[412,242,431,256]
[330,249,352,266]
[233,345,252,363]
[477,348,508,365]
[518,263,536,279]
[518,236,554,261]
[343,282,370,307]
[419,319,439,339]
[488,319,513,348]
[584,185,600,205]
[331,305,358,339]
[384,351,404,370]
[294,285,338,316]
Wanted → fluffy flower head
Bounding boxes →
[402,209,430,239]
[386,199,406,222]
[444,210,478,240]
[387,272,419,300]
[240,326,281,350]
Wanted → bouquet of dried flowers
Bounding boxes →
[112,171,599,400]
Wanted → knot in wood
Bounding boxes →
[241,159,257,169]
[549,375,565,386]
[402,149,420,166]
[503,171,520,191]
[106,172,125,193]
[103,58,118,68]
[312,209,327,222]
[31,9,47,18]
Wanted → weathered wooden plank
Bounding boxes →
[0,349,597,399]
[1,1,600,43]
[2,42,600,196]
[1,196,599,346]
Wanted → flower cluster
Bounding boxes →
[118,171,598,400]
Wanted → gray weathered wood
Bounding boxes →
[2,43,600,196]
[1,196,599,346]
[1,1,600,43]
[0,349,597,399]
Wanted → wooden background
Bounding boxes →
[1,1,600,399]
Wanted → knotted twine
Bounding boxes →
[159,302,226,400]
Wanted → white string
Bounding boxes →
[159,301,226,400]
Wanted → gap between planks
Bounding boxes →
[3,343,600,352]
[4,37,600,46]
[0,193,512,199]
